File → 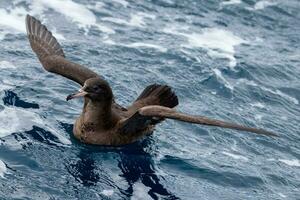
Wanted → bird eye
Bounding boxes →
[93,86,100,91]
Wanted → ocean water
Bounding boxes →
[0,0,299,199]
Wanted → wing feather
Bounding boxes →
[26,14,99,85]
[120,105,277,137]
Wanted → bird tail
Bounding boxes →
[26,14,65,60]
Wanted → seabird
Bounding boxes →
[25,15,276,146]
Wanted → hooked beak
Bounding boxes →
[66,88,88,101]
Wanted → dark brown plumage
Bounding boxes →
[25,15,277,146]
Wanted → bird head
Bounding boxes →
[66,78,113,102]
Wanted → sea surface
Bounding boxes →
[0,0,299,199]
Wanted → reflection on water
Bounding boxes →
[65,135,179,199]
[118,142,179,199]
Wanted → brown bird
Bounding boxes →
[25,15,276,146]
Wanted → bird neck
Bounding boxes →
[81,98,115,130]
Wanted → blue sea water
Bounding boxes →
[0,0,299,199]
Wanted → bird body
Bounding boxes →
[70,81,177,145]
[72,94,153,145]
[25,15,276,146]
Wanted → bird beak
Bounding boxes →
[66,88,88,101]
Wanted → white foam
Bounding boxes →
[129,14,147,27]
[288,53,300,61]
[278,159,300,167]
[2,78,25,90]
[277,193,287,198]
[30,0,114,34]
[254,114,263,121]
[0,160,7,178]
[103,38,116,45]
[258,86,298,105]
[102,12,155,28]
[86,2,105,11]
[236,78,258,87]
[126,42,167,52]
[250,102,265,108]
[0,107,42,138]
[184,29,245,54]
[0,61,16,69]
[0,7,27,33]
[163,25,189,35]
[102,17,129,26]
[111,0,129,7]
[254,0,277,10]
[222,151,249,161]
[165,28,246,68]
[187,28,246,68]
[280,116,288,120]
[0,5,65,40]
[0,106,71,145]
[32,0,93,28]
[50,28,66,41]
[104,39,167,52]
[0,31,7,40]
[101,189,114,196]
[0,82,13,91]
[137,12,156,20]
[273,90,298,105]
[221,0,241,6]
[131,182,152,200]
[212,68,234,91]
[129,12,155,27]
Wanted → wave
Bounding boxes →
[254,0,277,10]
[30,0,114,34]
[221,0,278,10]
[104,39,167,52]
[221,0,242,6]
[0,106,43,138]
[102,12,155,28]
[237,78,299,105]
[0,160,6,178]
[222,151,249,161]
[126,42,167,52]
[164,27,246,68]
[212,68,234,91]
[0,0,114,40]
[101,189,114,197]
[278,159,300,167]
[250,102,265,108]
[0,7,27,33]
[0,4,65,40]
[0,106,71,145]
[111,0,129,7]
[131,182,152,200]
[269,158,300,167]
[0,61,16,69]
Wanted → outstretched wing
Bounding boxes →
[26,15,99,86]
[120,105,277,137]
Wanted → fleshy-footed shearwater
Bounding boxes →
[25,15,276,146]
